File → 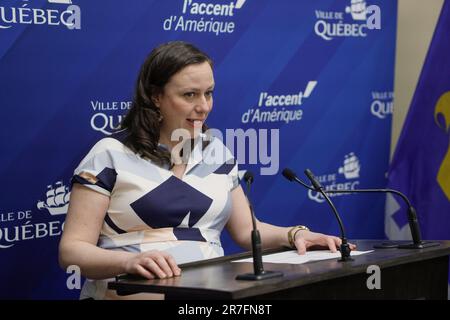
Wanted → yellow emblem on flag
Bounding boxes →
[435,91,450,200]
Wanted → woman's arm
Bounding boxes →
[59,184,180,280]
[225,185,289,249]
[225,186,355,253]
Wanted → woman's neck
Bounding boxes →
[158,128,179,150]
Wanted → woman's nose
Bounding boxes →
[195,95,211,113]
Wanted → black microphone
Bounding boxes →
[303,169,353,261]
[282,168,440,250]
[236,171,283,280]
[283,168,353,261]
[319,188,439,249]
[282,168,314,190]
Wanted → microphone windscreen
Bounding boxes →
[282,168,297,181]
[304,168,315,179]
[243,171,254,184]
[304,168,322,190]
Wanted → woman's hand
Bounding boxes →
[293,230,357,255]
[123,250,181,279]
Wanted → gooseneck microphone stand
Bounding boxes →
[303,169,353,261]
[282,168,440,250]
[236,171,284,280]
[324,188,440,249]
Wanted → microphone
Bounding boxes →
[303,169,353,261]
[282,168,440,250]
[282,168,313,190]
[319,187,439,249]
[236,171,283,280]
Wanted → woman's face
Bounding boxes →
[155,61,214,142]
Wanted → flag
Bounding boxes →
[385,1,450,241]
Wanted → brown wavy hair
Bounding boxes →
[121,41,213,167]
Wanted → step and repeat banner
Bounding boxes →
[0,0,397,299]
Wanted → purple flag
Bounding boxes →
[386,2,450,241]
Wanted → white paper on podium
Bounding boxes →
[232,250,373,264]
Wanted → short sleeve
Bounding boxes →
[71,139,118,197]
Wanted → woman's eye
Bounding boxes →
[184,92,195,98]
[205,91,213,97]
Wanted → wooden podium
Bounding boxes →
[108,240,450,299]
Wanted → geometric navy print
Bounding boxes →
[130,175,213,229]
[71,167,117,193]
[73,134,237,299]
[104,213,126,234]
[71,174,92,188]
[173,227,206,242]
[96,167,117,192]
[213,159,236,174]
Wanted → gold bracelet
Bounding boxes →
[287,225,310,248]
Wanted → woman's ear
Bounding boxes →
[151,95,160,108]
[150,86,162,108]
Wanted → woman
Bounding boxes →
[59,41,354,299]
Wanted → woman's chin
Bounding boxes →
[185,124,203,137]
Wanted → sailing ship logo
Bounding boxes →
[345,0,368,21]
[338,152,360,179]
[37,181,71,215]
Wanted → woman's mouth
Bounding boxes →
[186,119,203,128]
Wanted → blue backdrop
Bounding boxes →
[0,0,397,299]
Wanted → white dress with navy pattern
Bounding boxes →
[71,131,238,299]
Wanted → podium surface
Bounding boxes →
[108,240,450,299]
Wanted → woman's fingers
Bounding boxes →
[330,238,357,252]
[160,251,182,276]
[296,231,357,254]
[334,236,342,246]
[154,255,174,277]
[295,237,307,255]
[124,250,181,279]
[144,258,167,278]
[326,236,338,253]
[135,264,155,280]
[136,251,181,279]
